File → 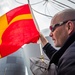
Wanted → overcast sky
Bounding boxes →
[0,0,75,36]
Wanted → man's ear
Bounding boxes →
[67,21,74,35]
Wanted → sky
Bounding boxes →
[0,0,51,31]
[0,0,75,36]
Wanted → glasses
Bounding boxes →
[50,19,75,32]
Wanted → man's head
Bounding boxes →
[49,9,75,47]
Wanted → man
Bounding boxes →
[40,9,75,75]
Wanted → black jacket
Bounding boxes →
[43,32,75,75]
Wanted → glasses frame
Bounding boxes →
[50,19,75,32]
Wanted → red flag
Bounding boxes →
[0,4,39,58]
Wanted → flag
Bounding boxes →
[0,4,40,58]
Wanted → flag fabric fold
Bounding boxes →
[0,4,40,58]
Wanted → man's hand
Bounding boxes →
[40,33,48,47]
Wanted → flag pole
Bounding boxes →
[28,0,44,62]
[27,0,40,31]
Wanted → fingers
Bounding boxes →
[39,33,48,46]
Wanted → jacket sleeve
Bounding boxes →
[43,43,57,59]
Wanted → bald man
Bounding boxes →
[40,9,75,75]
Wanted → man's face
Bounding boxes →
[49,18,69,47]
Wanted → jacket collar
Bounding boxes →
[50,32,75,65]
